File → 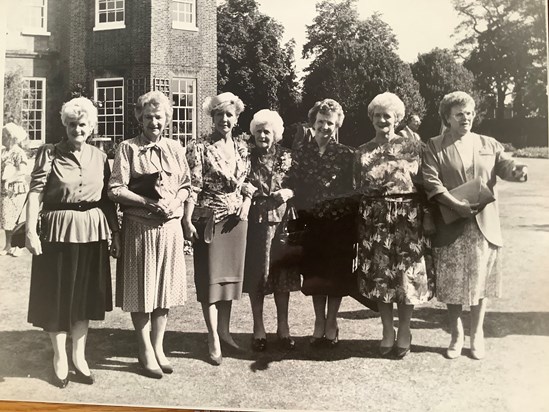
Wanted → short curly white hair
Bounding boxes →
[134,90,173,125]
[203,92,245,117]
[439,91,476,127]
[249,109,284,142]
[2,122,27,147]
[367,92,406,123]
[60,97,98,128]
[308,98,345,128]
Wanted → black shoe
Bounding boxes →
[251,338,267,352]
[73,366,95,385]
[208,353,223,366]
[395,334,412,359]
[157,362,173,374]
[51,370,69,389]
[309,336,326,348]
[138,356,163,379]
[278,336,296,350]
[325,329,339,348]
[379,328,396,357]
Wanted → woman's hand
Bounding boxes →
[238,197,252,221]
[25,231,42,255]
[110,232,121,258]
[453,200,480,218]
[272,188,294,205]
[182,220,199,241]
[156,198,182,219]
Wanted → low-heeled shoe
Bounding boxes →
[73,367,95,384]
[138,357,163,379]
[158,362,173,374]
[325,329,339,348]
[51,370,69,389]
[309,336,326,348]
[208,353,223,366]
[251,338,267,352]
[395,335,412,359]
[278,336,296,350]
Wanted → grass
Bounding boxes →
[0,158,548,411]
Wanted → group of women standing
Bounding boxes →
[23,89,527,388]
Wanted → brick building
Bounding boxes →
[3,0,217,148]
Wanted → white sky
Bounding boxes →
[256,0,461,76]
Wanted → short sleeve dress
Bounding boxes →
[0,144,29,230]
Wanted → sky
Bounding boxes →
[255,0,462,77]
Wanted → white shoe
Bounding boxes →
[470,334,485,360]
[10,247,23,257]
[446,334,464,359]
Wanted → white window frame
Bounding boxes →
[94,0,126,31]
[22,0,51,36]
[21,77,46,148]
[94,78,125,143]
[172,0,198,31]
[170,78,196,146]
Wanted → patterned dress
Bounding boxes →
[243,144,301,296]
[186,132,250,303]
[291,138,357,297]
[355,137,434,304]
[109,134,191,313]
[0,145,28,230]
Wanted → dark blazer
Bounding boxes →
[422,133,520,247]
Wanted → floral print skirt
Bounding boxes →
[357,196,435,304]
[433,220,501,305]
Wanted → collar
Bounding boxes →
[136,134,172,173]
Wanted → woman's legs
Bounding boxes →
[71,320,90,375]
[312,295,327,338]
[151,308,170,366]
[396,304,413,348]
[201,302,221,358]
[446,304,464,358]
[325,296,342,340]
[217,300,239,348]
[1,230,12,254]
[49,331,69,379]
[470,298,488,359]
[378,302,395,348]
[274,292,290,338]
[249,293,266,339]
[131,312,160,370]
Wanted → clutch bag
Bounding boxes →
[191,205,215,243]
[439,177,496,224]
[128,172,161,200]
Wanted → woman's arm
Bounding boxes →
[25,191,43,255]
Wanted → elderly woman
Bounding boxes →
[355,92,434,359]
[183,92,251,365]
[109,91,191,378]
[422,91,527,360]
[290,98,356,347]
[26,97,119,387]
[243,109,301,352]
[1,123,29,256]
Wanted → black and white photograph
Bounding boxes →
[0,0,548,411]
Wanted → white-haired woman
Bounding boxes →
[422,91,527,360]
[291,98,356,347]
[27,97,120,387]
[355,92,434,359]
[183,92,252,365]
[243,109,301,352]
[109,91,191,378]
[1,123,29,256]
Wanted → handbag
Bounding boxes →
[10,195,36,248]
[191,205,215,243]
[128,172,162,200]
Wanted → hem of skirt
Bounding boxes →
[437,294,501,306]
[116,303,186,312]
[29,316,108,332]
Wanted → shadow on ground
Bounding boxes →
[2,308,548,382]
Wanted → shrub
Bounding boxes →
[501,142,516,152]
[513,147,548,159]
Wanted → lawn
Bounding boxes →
[0,159,548,411]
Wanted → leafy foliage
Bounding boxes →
[411,48,476,137]
[301,0,424,147]
[217,0,300,133]
[3,68,24,125]
[453,0,547,119]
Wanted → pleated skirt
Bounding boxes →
[193,215,247,304]
[116,215,187,312]
[27,241,112,332]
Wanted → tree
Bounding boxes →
[217,0,300,133]
[3,68,24,125]
[412,48,476,137]
[301,0,424,147]
[453,0,547,119]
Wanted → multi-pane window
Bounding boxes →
[171,78,196,146]
[95,79,124,142]
[21,78,46,147]
[94,0,125,31]
[172,0,197,30]
[23,0,49,34]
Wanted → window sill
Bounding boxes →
[172,22,198,32]
[21,30,51,36]
[93,23,126,32]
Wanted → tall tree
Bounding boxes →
[453,0,547,119]
[217,0,300,133]
[301,0,424,147]
[412,48,476,137]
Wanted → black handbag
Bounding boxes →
[190,205,215,243]
[128,172,162,200]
